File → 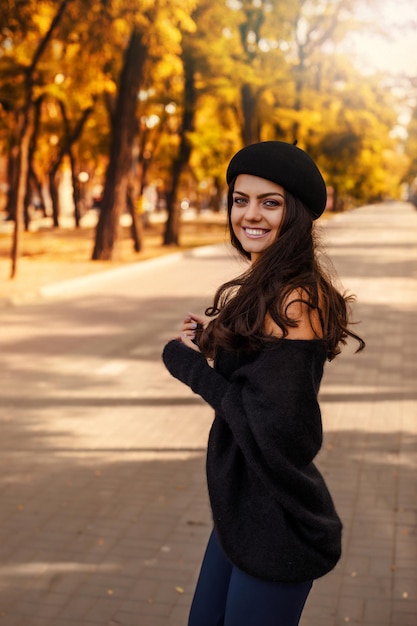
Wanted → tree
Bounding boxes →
[225,0,291,145]
[92,0,196,259]
[48,99,95,227]
[0,0,413,267]
[24,94,47,229]
[1,0,72,277]
[35,0,115,228]
[162,0,244,244]
[162,45,197,245]
[405,103,417,192]
[312,56,403,204]
[92,27,147,259]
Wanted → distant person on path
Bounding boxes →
[163,141,365,626]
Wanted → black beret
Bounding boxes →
[226,141,327,219]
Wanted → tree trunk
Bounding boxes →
[209,176,223,212]
[29,169,47,216]
[23,189,30,231]
[23,95,44,231]
[92,28,148,260]
[47,100,95,229]
[126,186,143,252]
[49,169,60,228]
[8,0,71,277]
[10,109,32,278]
[163,49,197,246]
[5,134,20,221]
[163,161,183,246]
[240,83,260,145]
[69,149,81,227]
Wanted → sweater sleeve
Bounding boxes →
[162,340,230,411]
[162,338,325,475]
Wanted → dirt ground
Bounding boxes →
[0,210,229,305]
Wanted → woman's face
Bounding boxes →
[230,174,285,261]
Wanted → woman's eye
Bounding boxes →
[233,196,283,208]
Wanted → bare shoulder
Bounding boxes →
[266,288,323,340]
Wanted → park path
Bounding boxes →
[0,201,416,625]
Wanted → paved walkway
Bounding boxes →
[0,201,416,626]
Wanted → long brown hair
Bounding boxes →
[199,187,365,361]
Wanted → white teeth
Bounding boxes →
[245,228,267,236]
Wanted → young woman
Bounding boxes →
[162,141,365,626]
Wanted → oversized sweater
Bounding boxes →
[162,338,342,583]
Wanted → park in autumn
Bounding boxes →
[1,3,417,624]
[0,0,416,293]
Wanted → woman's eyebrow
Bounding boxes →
[234,190,285,199]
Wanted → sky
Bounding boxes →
[345,0,417,77]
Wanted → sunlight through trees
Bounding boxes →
[0,0,416,267]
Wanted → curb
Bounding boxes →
[39,250,185,299]
[0,244,228,308]
[40,244,228,299]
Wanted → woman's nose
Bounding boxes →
[244,201,262,220]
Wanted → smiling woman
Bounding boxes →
[162,141,365,626]
[230,175,285,262]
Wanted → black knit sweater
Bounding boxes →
[162,338,342,583]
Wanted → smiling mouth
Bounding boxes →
[243,227,270,237]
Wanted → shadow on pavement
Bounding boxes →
[0,427,415,625]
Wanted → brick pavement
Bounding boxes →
[0,201,416,625]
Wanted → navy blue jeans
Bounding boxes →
[188,531,312,626]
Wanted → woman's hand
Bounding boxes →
[179,333,200,351]
[179,312,209,352]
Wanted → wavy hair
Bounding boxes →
[199,186,365,361]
